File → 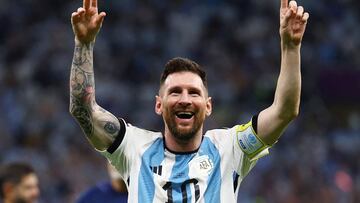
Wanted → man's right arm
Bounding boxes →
[69,40,120,151]
[69,0,120,151]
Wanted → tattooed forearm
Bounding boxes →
[70,95,94,137]
[70,42,95,101]
[70,42,95,137]
[104,122,119,134]
[69,42,120,150]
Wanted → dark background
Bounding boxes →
[0,0,359,202]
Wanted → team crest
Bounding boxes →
[190,155,214,176]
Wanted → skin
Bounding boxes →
[107,163,128,193]
[257,0,309,145]
[3,174,40,203]
[69,0,309,151]
[155,71,212,152]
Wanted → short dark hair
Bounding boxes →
[0,163,35,198]
[160,57,208,89]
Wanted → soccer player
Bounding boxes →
[69,0,309,202]
[76,163,128,203]
[0,162,40,203]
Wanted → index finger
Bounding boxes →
[83,0,90,10]
[281,0,288,8]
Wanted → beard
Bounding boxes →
[163,108,205,142]
[14,198,29,203]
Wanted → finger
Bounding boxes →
[282,9,292,26]
[77,7,85,13]
[302,12,309,22]
[83,0,91,11]
[285,9,292,21]
[92,0,97,8]
[289,1,297,13]
[281,0,289,9]
[77,7,85,18]
[95,12,106,25]
[71,12,80,23]
[297,6,304,19]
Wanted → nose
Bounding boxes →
[178,92,191,106]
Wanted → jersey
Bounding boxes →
[100,117,271,203]
[76,181,128,203]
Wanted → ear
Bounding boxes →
[155,95,162,115]
[206,97,212,116]
[3,182,14,197]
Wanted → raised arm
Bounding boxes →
[70,0,120,151]
[257,0,309,144]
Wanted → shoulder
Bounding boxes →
[123,123,163,146]
[202,128,234,149]
[204,128,233,140]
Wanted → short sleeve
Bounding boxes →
[232,117,272,179]
[97,118,131,179]
[97,119,162,181]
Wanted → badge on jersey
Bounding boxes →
[236,121,270,161]
[189,155,214,177]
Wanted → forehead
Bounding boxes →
[19,174,38,186]
[162,71,205,92]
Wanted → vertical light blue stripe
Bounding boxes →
[169,153,195,202]
[199,137,221,203]
[138,138,165,203]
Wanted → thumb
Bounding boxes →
[282,9,292,27]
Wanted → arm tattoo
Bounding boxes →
[70,95,93,136]
[69,42,95,138]
[104,122,119,134]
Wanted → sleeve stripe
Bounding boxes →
[107,118,126,154]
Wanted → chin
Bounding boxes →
[170,127,197,141]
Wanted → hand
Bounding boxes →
[280,0,309,47]
[71,0,106,44]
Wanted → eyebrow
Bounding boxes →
[167,86,203,95]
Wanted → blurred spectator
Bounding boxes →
[76,163,128,203]
[0,162,40,203]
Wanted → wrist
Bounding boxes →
[281,40,301,52]
[74,37,95,46]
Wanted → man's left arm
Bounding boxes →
[257,0,309,145]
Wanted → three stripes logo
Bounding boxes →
[150,165,163,176]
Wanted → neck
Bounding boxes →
[164,127,203,153]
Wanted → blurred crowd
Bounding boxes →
[0,0,359,202]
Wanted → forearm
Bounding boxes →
[69,40,120,150]
[69,40,96,136]
[273,43,301,119]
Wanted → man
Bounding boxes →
[0,163,40,203]
[76,163,128,203]
[69,0,309,202]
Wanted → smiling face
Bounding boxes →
[156,71,212,144]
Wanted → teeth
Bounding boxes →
[176,112,193,116]
[176,111,194,119]
[178,112,192,115]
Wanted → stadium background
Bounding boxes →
[0,0,359,202]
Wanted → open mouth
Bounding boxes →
[175,112,194,119]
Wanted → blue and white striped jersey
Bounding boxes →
[100,118,270,203]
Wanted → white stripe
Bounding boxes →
[152,150,176,202]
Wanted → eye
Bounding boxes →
[189,90,201,96]
[168,87,182,95]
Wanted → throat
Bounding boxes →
[163,128,203,153]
